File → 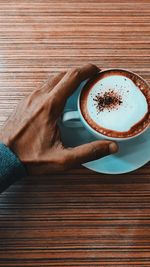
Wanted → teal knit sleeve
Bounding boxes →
[0,143,27,193]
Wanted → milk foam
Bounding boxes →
[87,75,148,132]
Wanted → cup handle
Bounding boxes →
[62,111,83,128]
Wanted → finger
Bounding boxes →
[50,63,100,107]
[40,72,66,93]
[65,141,118,166]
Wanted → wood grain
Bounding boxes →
[0,0,150,266]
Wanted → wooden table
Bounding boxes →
[0,0,150,266]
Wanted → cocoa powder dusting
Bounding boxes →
[93,89,122,112]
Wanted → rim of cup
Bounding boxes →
[77,68,150,142]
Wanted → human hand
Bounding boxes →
[0,64,118,175]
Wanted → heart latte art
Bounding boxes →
[80,69,150,138]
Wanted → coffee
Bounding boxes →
[80,69,150,138]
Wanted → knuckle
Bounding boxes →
[89,143,99,159]
[90,142,109,159]
[68,67,80,80]
[65,150,80,167]
[87,63,97,70]
[57,158,67,171]
[69,153,79,165]
[57,154,71,170]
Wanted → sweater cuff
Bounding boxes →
[0,143,27,192]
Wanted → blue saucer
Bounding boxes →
[60,83,150,174]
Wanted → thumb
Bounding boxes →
[66,140,118,166]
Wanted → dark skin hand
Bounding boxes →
[0,64,118,175]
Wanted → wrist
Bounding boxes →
[0,143,27,192]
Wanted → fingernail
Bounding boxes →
[109,142,118,154]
